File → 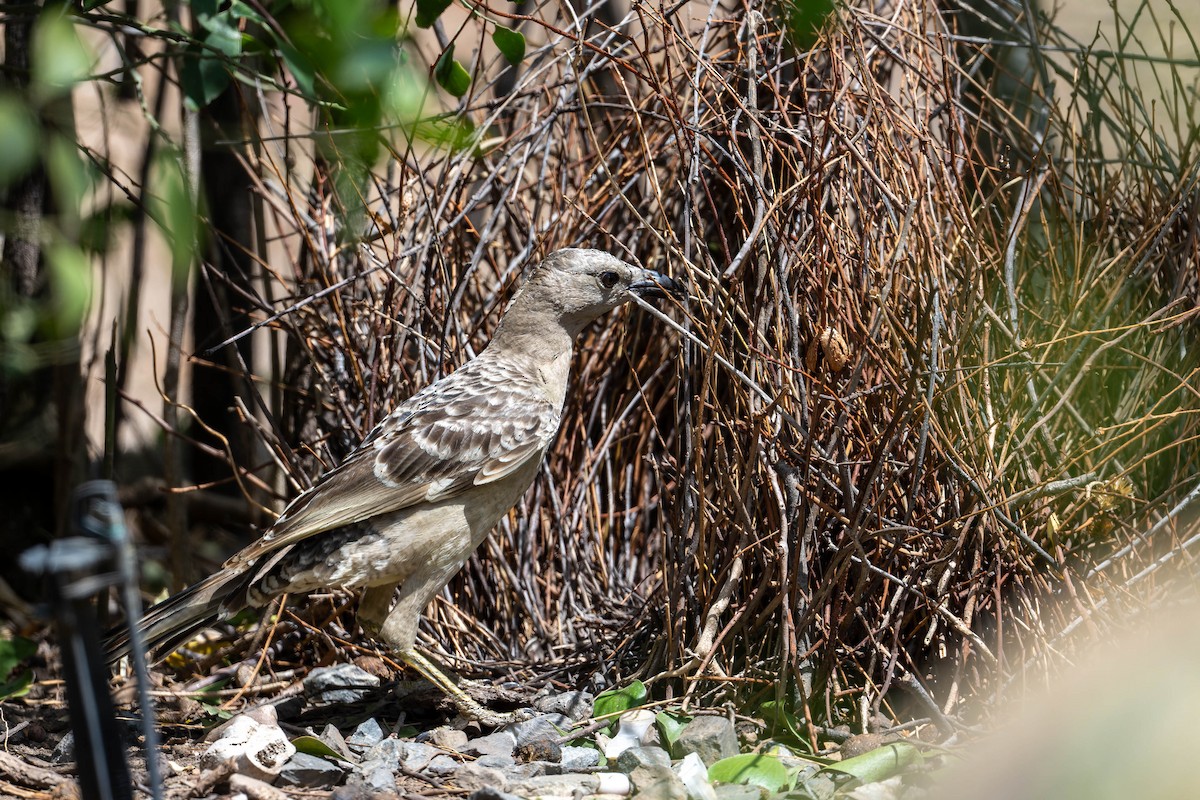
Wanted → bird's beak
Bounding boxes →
[629,269,687,301]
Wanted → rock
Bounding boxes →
[454,763,508,792]
[797,771,838,800]
[505,761,553,780]
[50,732,74,764]
[671,717,739,765]
[203,705,280,743]
[332,784,398,800]
[596,772,633,795]
[265,694,305,721]
[676,753,718,800]
[202,713,296,782]
[229,773,290,800]
[516,737,561,763]
[616,745,673,773]
[507,773,601,797]
[476,753,517,770]
[345,718,386,753]
[505,713,572,747]
[845,776,905,800]
[840,733,893,759]
[399,741,440,771]
[303,663,381,704]
[427,754,462,776]
[463,731,516,758]
[424,726,469,751]
[533,690,595,721]
[714,784,764,800]
[360,764,397,793]
[469,788,525,800]
[601,710,659,759]
[319,724,354,761]
[560,744,601,771]
[359,739,402,771]
[360,738,440,772]
[630,764,688,800]
[276,752,346,789]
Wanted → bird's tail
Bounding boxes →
[105,567,250,668]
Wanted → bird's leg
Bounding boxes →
[376,572,524,727]
[356,584,397,638]
[397,648,524,727]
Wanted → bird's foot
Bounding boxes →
[399,648,532,727]
[448,694,534,728]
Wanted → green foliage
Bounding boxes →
[292,734,351,762]
[655,710,690,750]
[822,742,921,784]
[416,0,456,28]
[434,46,472,98]
[31,12,92,102]
[708,753,793,792]
[760,699,815,752]
[492,26,526,65]
[45,243,91,338]
[0,95,38,186]
[776,0,838,51]
[0,637,36,701]
[593,679,648,722]
[147,151,200,285]
[180,0,246,110]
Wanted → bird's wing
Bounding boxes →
[224,360,560,569]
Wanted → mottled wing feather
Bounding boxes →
[224,360,559,569]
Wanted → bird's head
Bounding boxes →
[506,248,685,337]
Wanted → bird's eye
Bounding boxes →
[599,270,620,288]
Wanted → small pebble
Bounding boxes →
[455,763,508,792]
[276,752,345,789]
[427,754,461,776]
[424,726,470,751]
[303,663,381,704]
[346,718,386,753]
[533,690,595,721]
[616,745,673,773]
[516,737,561,763]
[560,744,601,771]
[464,731,516,758]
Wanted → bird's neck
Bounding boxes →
[486,318,577,363]
[486,288,586,362]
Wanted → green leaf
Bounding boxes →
[708,754,792,792]
[780,0,838,51]
[149,151,200,282]
[593,680,648,721]
[292,735,351,762]
[180,14,243,110]
[415,0,455,28]
[491,26,525,65]
[0,669,33,701]
[228,0,267,25]
[0,637,36,680]
[822,742,921,784]
[655,711,690,749]
[760,699,812,751]
[434,47,471,98]
[0,94,38,186]
[45,243,92,338]
[32,12,92,100]
[277,39,317,100]
[47,135,89,224]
